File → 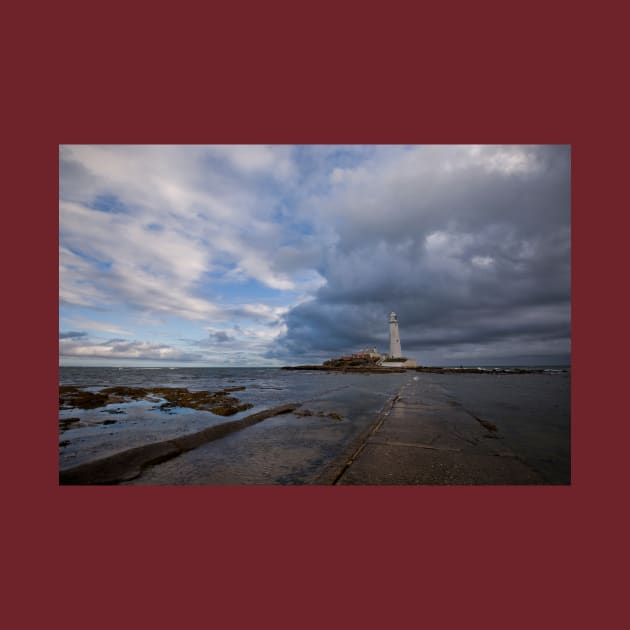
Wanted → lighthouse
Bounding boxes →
[389,311,402,358]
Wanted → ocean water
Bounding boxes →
[59,366,408,413]
[416,371,571,483]
[59,367,410,479]
[58,366,570,484]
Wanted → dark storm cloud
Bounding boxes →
[59,331,87,339]
[191,331,237,347]
[270,145,571,364]
[207,331,234,343]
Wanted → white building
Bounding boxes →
[389,311,402,358]
[382,311,417,368]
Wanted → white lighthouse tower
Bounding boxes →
[389,311,402,358]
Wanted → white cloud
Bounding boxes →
[59,247,110,308]
[476,146,539,175]
[61,316,132,336]
[59,145,311,322]
[59,337,202,361]
[211,145,295,179]
[329,166,369,185]
[471,255,494,268]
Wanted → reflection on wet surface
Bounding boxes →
[59,370,408,476]
[59,368,570,485]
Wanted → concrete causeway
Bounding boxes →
[327,377,545,485]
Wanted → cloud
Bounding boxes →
[59,331,87,339]
[210,145,296,179]
[60,315,132,337]
[271,145,571,364]
[60,145,570,366]
[193,330,237,345]
[59,336,203,361]
[59,145,318,324]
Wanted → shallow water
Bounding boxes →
[427,372,571,483]
[59,367,570,484]
[59,368,408,473]
[126,376,406,485]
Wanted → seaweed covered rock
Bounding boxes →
[156,388,253,415]
[59,387,109,409]
[59,385,253,416]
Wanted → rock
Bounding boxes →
[414,366,545,375]
[294,408,313,417]
[59,385,253,416]
[208,402,254,416]
[59,388,109,409]
[59,417,81,432]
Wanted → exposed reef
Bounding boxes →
[59,386,109,409]
[59,385,253,416]
[282,365,554,375]
[282,365,406,373]
[414,366,547,374]
[59,417,81,432]
[323,357,381,368]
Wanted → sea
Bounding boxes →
[59,366,571,484]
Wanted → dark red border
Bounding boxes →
[7,2,625,628]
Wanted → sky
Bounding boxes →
[59,145,571,367]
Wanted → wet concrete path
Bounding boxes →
[328,378,547,485]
